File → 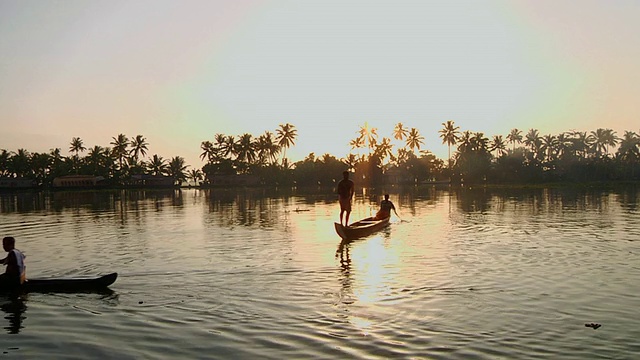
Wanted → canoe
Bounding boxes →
[334,216,390,240]
[1,272,118,294]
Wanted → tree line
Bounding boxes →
[1,121,639,187]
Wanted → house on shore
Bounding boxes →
[52,175,105,188]
[0,177,36,189]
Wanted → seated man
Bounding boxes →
[0,236,26,289]
[374,194,399,220]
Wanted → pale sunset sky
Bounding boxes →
[1,0,639,168]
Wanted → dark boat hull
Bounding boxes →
[334,216,390,240]
[2,273,118,293]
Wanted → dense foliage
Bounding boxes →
[1,122,639,187]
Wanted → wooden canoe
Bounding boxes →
[1,273,118,294]
[334,216,390,240]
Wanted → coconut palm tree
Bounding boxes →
[540,134,558,162]
[9,149,30,177]
[129,135,148,162]
[342,153,359,172]
[110,134,129,170]
[86,145,106,175]
[506,128,523,151]
[276,123,297,166]
[589,128,618,158]
[235,133,256,170]
[200,141,215,163]
[221,135,237,159]
[616,131,640,161]
[187,168,203,185]
[490,135,507,158]
[405,128,424,154]
[393,122,409,141]
[374,137,394,165]
[0,149,9,176]
[439,120,459,168]
[30,152,51,184]
[167,156,189,185]
[147,154,168,176]
[256,131,281,165]
[69,137,86,156]
[358,122,378,155]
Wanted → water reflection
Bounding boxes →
[0,295,26,334]
[0,189,184,214]
[0,290,118,334]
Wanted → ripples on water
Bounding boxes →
[0,186,639,359]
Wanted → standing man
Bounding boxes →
[337,171,355,226]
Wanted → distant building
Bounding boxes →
[53,175,105,188]
[130,174,175,187]
[0,177,36,189]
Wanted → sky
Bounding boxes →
[1,0,639,168]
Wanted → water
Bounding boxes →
[0,186,639,359]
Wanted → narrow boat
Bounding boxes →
[1,272,118,294]
[334,216,390,240]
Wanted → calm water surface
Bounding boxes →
[0,186,639,359]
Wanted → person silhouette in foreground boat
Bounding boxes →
[373,194,399,220]
[337,171,355,226]
[0,237,26,289]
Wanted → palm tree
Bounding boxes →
[147,154,168,176]
[506,128,523,151]
[524,129,542,160]
[342,153,359,172]
[349,136,365,155]
[439,120,459,168]
[110,134,129,170]
[235,133,256,170]
[69,137,86,156]
[129,135,149,162]
[30,152,51,184]
[540,134,558,162]
[374,137,394,165]
[221,135,237,159]
[490,135,507,158]
[187,168,203,185]
[358,122,378,155]
[167,156,189,185]
[256,131,281,165]
[393,122,409,141]
[0,149,9,176]
[276,123,297,166]
[406,128,424,153]
[589,128,618,158]
[616,131,640,161]
[200,141,215,163]
[9,149,30,177]
[86,145,106,175]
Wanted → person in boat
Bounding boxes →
[0,236,26,289]
[373,194,398,220]
[337,171,355,226]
